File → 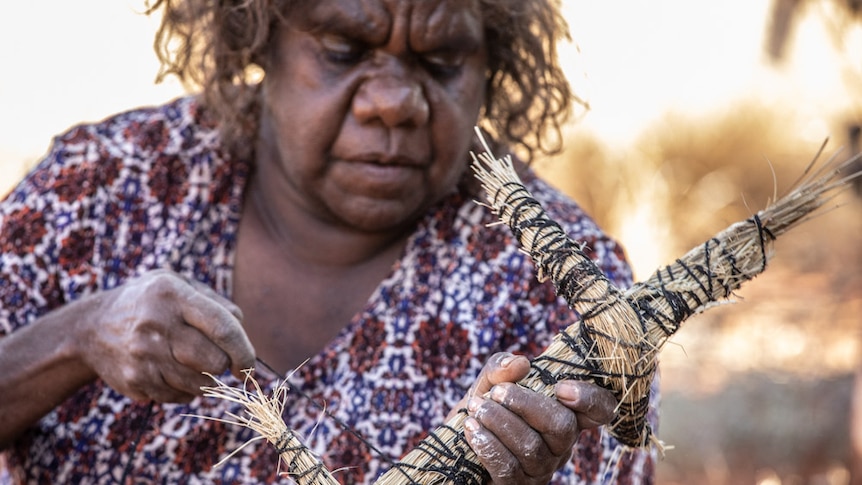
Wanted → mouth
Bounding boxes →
[345,152,426,168]
[333,155,425,195]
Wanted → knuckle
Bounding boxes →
[120,365,148,388]
[468,424,518,481]
[488,383,519,412]
[471,398,493,421]
[145,271,184,299]
[548,409,578,437]
[494,460,517,480]
[126,337,154,359]
[207,319,236,343]
[521,433,544,458]
[478,446,516,479]
[148,269,177,285]
[509,385,533,409]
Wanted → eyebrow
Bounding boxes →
[411,6,484,53]
[300,2,484,55]
[421,31,482,54]
[303,4,390,45]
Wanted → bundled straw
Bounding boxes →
[375,134,860,483]
[195,370,339,485]
[203,134,860,484]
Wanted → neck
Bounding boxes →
[244,170,412,269]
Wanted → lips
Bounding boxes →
[332,154,426,196]
[328,128,433,196]
[343,152,426,167]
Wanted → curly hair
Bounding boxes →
[146,0,574,162]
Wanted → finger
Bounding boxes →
[157,359,216,400]
[170,323,231,375]
[145,378,198,404]
[178,288,256,375]
[120,361,197,403]
[486,382,577,457]
[554,380,617,429]
[463,416,522,485]
[184,277,245,322]
[448,353,531,422]
[469,352,530,399]
[165,277,254,375]
[468,393,554,479]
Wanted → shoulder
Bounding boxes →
[4,96,228,205]
[51,95,218,162]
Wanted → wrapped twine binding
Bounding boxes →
[198,133,861,484]
[195,371,339,484]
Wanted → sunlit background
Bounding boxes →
[1,1,861,484]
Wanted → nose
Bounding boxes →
[352,75,430,128]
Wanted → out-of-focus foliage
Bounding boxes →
[540,101,825,257]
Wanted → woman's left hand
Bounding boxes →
[456,352,617,484]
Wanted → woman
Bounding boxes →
[0,0,657,483]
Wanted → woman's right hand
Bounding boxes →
[79,269,256,403]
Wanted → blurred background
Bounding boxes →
[1,1,860,484]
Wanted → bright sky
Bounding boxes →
[561,0,856,144]
[0,1,184,186]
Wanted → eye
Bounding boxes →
[421,51,465,80]
[319,34,368,65]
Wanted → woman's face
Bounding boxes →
[258,0,487,233]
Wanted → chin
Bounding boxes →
[340,202,424,234]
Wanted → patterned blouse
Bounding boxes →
[0,96,657,484]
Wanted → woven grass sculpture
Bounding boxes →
[200,133,860,484]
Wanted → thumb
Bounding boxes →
[445,353,531,422]
[469,352,531,399]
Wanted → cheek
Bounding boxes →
[265,75,354,160]
[439,64,486,126]
[429,77,485,159]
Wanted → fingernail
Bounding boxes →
[556,381,580,401]
[499,355,516,368]
[490,385,506,402]
[467,397,483,413]
[464,417,479,433]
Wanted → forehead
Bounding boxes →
[298,0,483,46]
